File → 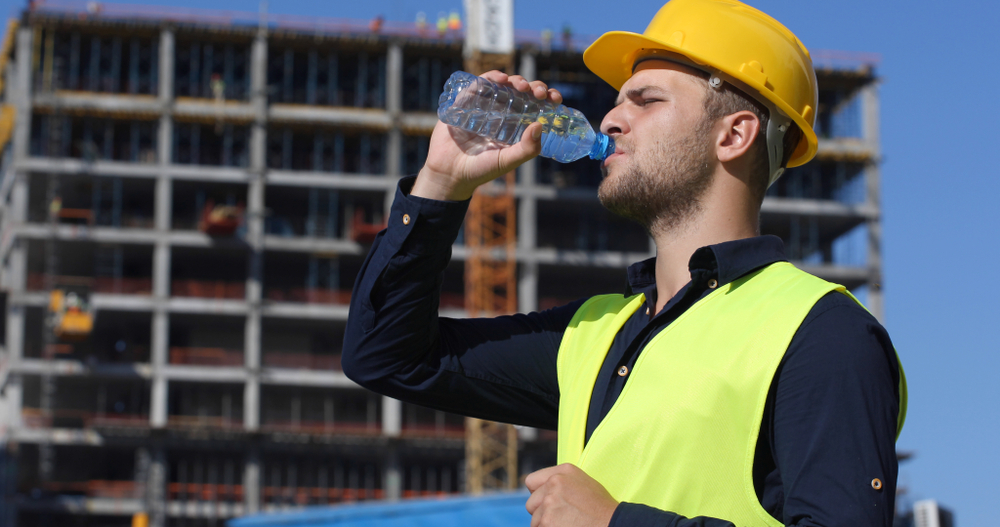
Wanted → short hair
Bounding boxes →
[699,80,802,205]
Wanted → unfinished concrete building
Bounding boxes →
[0,4,885,527]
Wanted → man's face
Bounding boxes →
[597,60,717,234]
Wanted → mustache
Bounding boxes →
[613,136,632,154]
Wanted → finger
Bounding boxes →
[527,80,549,99]
[525,487,545,514]
[530,512,542,527]
[480,70,509,83]
[524,462,562,492]
[546,88,563,105]
[507,75,532,93]
[556,462,581,475]
[529,508,543,527]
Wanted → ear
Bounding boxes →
[715,111,761,163]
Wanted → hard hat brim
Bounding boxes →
[583,30,817,168]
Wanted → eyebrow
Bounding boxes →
[615,85,668,107]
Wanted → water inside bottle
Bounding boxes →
[438,71,612,162]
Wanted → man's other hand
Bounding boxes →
[524,463,618,527]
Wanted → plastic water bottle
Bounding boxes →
[437,71,615,163]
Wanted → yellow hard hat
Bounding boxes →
[584,0,819,177]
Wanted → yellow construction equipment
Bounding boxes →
[0,104,15,152]
[48,289,94,341]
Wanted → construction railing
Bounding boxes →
[27,273,153,295]
[399,423,466,439]
[41,480,139,499]
[169,346,244,366]
[260,351,341,370]
[261,486,384,505]
[166,415,242,429]
[259,420,381,436]
[167,482,244,502]
[21,408,150,429]
[170,280,246,300]
[263,288,350,305]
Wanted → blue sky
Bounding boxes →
[4,0,1000,524]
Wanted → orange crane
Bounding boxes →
[462,39,519,492]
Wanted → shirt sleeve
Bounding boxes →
[341,176,581,430]
[610,503,736,527]
[766,292,901,527]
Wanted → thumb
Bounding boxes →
[496,122,543,173]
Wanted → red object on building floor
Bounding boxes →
[350,209,386,244]
[199,199,244,236]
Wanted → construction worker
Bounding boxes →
[342,0,906,526]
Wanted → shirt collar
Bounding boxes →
[624,235,788,297]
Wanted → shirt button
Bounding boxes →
[402,214,411,225]
[707,278,718,289]
[645,307,650,315]
[617,365,629,377]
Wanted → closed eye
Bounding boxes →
[615,85,669,107]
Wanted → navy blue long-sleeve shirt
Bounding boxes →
[342,177,902,527]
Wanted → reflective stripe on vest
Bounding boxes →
[556,262,907,526]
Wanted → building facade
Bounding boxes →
[0,4,883,526]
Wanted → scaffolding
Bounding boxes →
[462,46,519,494]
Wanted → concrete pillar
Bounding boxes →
[1,370,22,430]
[5,177,28,301]
[382,396,402,499]
[384,41,404,214]
[158,28,174,103]
[243,160,263,431]
[134,447,150,507]
[148,446,167,527]
[244,445,261,514]
[385,40,403,179]
[382,396,401,436]
[861,80,883,322]
[243,31,268,433]
[377,49,403,468]
[6,26,33,437]
[384,445,401,501]
[13,28,34,164]
[517,52,539,313]
[249,33,267,170]
[150,28,176,430]
[149,314,168,428]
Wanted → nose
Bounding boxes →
[601,104,627,137]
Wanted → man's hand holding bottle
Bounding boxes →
[411,71,561,201]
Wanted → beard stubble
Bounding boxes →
[597,120,715,236]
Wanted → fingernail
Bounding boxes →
[532,126,542,140]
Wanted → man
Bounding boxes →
[342,0,906,526]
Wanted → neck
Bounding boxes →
[649,178,758,314]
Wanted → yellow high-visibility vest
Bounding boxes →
[556,262,907,526]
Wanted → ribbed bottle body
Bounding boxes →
[437,71,614,163]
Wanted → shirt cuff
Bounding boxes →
[609,502,662,527]
[610,502,724,527]
[386,175,470,256]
